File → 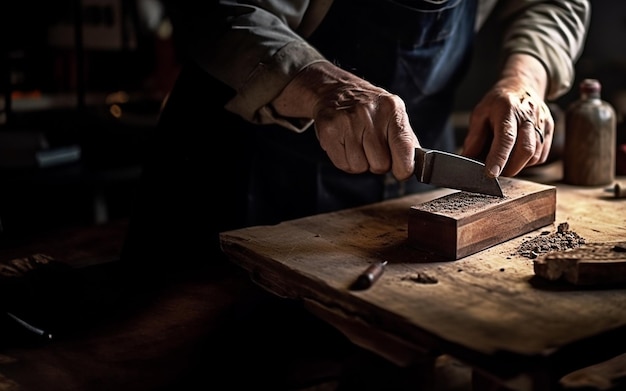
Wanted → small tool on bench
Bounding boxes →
[350,260,388,291]
[414,147,504,197]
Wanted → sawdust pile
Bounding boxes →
[517,222,586,259]
[418,192,504,214]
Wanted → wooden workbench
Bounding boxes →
[220,176,626,391]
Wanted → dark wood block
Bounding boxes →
[408,178,556,260]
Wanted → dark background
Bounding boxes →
[0,0,623,237]
[0,0,178,237]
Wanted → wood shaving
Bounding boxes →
[517,222,586,259]
[402,272,438,284]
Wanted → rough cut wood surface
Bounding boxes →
[533,241,626,285]
[408,178,556,259]
[219,176,626,385]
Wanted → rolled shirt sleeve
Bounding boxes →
[167,0,328,132]
[168,0,590,130]
[495,0,591,100]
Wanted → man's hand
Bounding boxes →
[272,61,419,181]
[462,54,554,177]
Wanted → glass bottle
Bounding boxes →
[563,79,616,186]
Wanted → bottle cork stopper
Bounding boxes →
[580,79,601,94]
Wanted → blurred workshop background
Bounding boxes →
[0,0,178,237]
[0,0,624,237]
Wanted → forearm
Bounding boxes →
[272,63,326,120]
[498,0,590,100]
[166,0,325,129]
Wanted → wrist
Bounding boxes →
[500,53,549,99]
[271,61,334,119]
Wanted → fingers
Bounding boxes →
[465,83,555,178]
[315,109,369,173]
[498,117,534,177]
[314,90,418,181]
[374,94,419,180]
[498,102,554,176]
[315,103,375,174]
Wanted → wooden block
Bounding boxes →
[533,242,626,285]
[408,178,556,260]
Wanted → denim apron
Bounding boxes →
[122,0,478,271]
[248,0,478,222]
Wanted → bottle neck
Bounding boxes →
[580,91,601,100]
[578,79,602,100]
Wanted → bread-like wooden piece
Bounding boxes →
[408,178,556,260]
[533,242,626,285]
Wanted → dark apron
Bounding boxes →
[249,0,478,220]
[122,0,477,271]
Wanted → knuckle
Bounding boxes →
[518,142,536,160]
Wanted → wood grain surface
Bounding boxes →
[220,176,626,386]
[408,178,556,259]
